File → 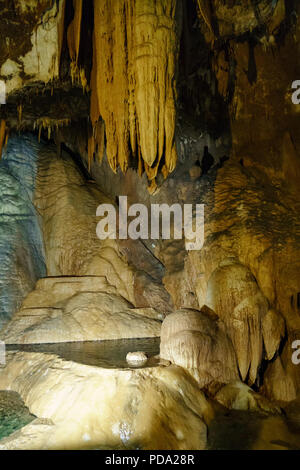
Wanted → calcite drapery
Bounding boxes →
[160,308,239,390]
[90,0,179,183]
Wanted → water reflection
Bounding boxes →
[6,337,161,369]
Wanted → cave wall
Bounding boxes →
[0,0,299,405]
[0,135,46,329]
[0,0,66,93]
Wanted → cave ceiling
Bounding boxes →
[0,0,297,189]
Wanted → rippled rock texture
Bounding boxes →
[160,308,239,391]
[0,135,45,329]
[0,277,161,344]
[0,136,168,342]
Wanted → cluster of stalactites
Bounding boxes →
[33,118,71,142]
[69,0,179,190]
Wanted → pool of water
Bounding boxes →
[0,391,35,441]
[6,337,161,369]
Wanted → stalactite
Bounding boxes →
[196,0,214,38]
[95,120,105,164]
[34,118,71,142]
[0,120,7,159]
[90,0,179,184]
[90,32,99,128]
[87,120,105,170]
[67,0,87,90]
[17,105,23,124]
[67,0,83,67]
[91,0,129,174]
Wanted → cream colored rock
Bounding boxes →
[262,309,285,361]
[90,0,178,180]
[169,156,300,400]
[0,1,65,94]
[215,382,281,415]
[126,351,148,366]
[0,277,161,344]
[0,352,214,450]
[205,260,269,385]
[262,334,300,403]
[34,144,135,304]
[160,308,239,389]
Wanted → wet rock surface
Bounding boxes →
[0,352,213,450]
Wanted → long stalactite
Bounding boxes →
[86,0,179,187]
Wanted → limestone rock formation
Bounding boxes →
[0,352,213,450]
[0,276,162,344]
[205,260,270,385]
[215,381,281,415]
[126,351,148,366]
[90,0,179,182]
[162,156,299,397]
[0,135,45,329]
[31,137,172,315]
[262,309,286,361]
[197,0,283,39]
[156,6,300,403]
[160,308,239,390]
[262,332,300,403]
[0,0,66,94]
[34,140,135,304]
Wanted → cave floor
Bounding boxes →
[1,389,299,450]
[0,339,299,450]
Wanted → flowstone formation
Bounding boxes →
[0,0,299,451]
